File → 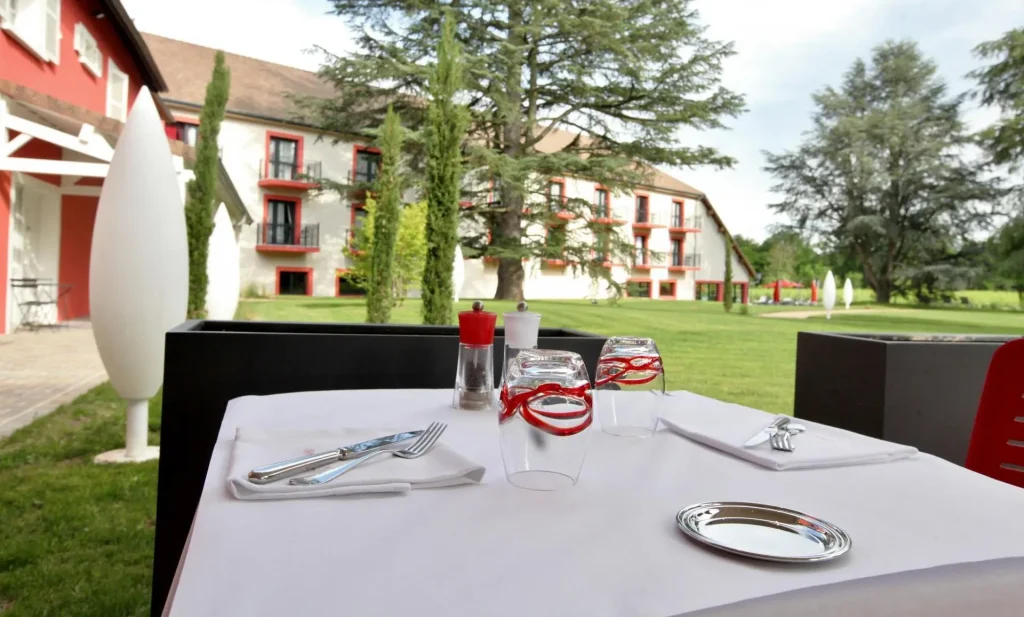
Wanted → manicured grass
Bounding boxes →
[1,297,1020,617]
[750,286,1024,308]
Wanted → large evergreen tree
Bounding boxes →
[300,0,744,300]
[365,106,404,323]
[421,15,469,324]
[184,51,230,317]
[764,41,1002,303]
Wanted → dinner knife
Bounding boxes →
[742,416,790,448]
[247,430,423,485]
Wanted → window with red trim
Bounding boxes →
[277,269,311,295]
[627,280,651,297]
[634,235,648,265]
[170,121,199,146]
[354,148,382,184]
[265,198,297,245]
[268,136,300,181]
[349,205,368,251]
[635,195,650,223]
[547,180,565,211]
[545,223,567,258]
[672,201,684,227]
[594,188,610,218]
[671,239,682,266]
[659,281,676,298]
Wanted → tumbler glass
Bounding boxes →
[499,349,593,491]
[594,337,665,437]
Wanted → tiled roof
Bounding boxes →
[141,33,335,123]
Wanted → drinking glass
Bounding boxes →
[594,337,665,437]
[499,349,593,491]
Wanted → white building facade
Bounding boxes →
[147,35,754,304]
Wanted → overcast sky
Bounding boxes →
[124,0,1021,241]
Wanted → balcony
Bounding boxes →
[669,215,703,234]
[258,159,322,190]
[255,223,320,253]
[668,253,702,271]
[632,210,666,229]
[592,205,626,225]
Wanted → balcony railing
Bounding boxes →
[348,168,379,185]
[670,215,703,229]
[259,159,323,183]
[256,222,320,248]
[633,210,664,226]
[683,253,702,267]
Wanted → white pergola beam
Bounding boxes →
[0,133,31,157]
[3,114,114,162]
[0,157,109,177]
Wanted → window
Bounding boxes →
[627,280,651,298]
[635,195,649,223]
[671,239,682,266]
[2,0,60,63]
[350,206,367,250]
[545,224,567,258]
[354,148,381,184]
[696,282,720,302]
[106,59,130,121]
[265,199,297,245]
[547,180,564,210]
[73,23,102,77]
[171,121,199,147]
[660,281,676,298]
[672,201,683,228]
[268,137,299,181]
[337,272,365,297]
[594,189,610,218]
[277,270,310,296]
[634,235,648,265]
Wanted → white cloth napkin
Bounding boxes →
[660,391,918,470]
[227,427,486,500]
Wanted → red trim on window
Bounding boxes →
[658,280,677,300]
[335,268,366,297]
[352,144,381,196]
[260,193,302,242]
[348,203,366,255]
[261,131,313,189]
[275,266,313,296]
[626,277,655,299]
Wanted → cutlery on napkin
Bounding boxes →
[227,427,486,500]
[660,391,918,471]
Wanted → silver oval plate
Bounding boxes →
[676,502,852,563]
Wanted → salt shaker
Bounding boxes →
[501,301,541,384]
[454,301,497,410]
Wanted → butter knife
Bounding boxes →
[742,416,790,448]
[247,430,423,484]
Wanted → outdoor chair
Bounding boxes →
[965,338,1024,489]
[10,278,68,331]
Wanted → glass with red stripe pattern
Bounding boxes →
[594,337,665,437]
[499,349,593,490]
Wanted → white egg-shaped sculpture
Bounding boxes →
[91,87,188,463]
[822,271,837,320]
[453,244,465,303]
[206,204,240,320]
[843,278,854,310]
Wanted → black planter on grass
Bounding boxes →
[150,320,606,617]
[794,332,1018,466]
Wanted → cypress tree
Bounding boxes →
[723,234,734,312]
[366,106,404,323]
[421,14,469,325]
[184,50,230,318]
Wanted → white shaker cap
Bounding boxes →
[504,302,541,348]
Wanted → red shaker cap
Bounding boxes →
[458,301,497,345]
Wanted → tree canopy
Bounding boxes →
[764,41,1003,303]
[300,0,745,299]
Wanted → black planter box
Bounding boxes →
[151,320,606,617]
[794,332,1018,467]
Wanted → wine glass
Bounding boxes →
[499,349,592,490]
[594,337,665,437]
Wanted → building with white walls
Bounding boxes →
[146,34,754,304]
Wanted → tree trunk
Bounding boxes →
[875,279,892,304]
[494,258,525,301]
[493,2,525,301]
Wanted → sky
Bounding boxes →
[122,0,1022,241]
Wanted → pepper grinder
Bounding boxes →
[454,301,497,410]
[501,301,541,384]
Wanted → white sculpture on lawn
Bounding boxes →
[453,244,465,302]
[822,271,837,320]
[91,87,188,463]
[205,204,240,320]
[843,278,854,310]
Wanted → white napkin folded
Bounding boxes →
[660,391,918,470]
[227,427,486,500]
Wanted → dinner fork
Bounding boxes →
[770,427,795,452]
[289,422,447,486]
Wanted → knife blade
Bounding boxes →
[247,430,424,485]
[742,416,790,448]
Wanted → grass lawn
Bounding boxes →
[750,286,1024,308]
[1,297,1020,616]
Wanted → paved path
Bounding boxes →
[760,308,899,319]
[0,322,107,439]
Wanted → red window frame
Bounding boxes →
[659,280,677,300]
[264,130,305,179]
[634,233,649,265]
[635,192,650,222]
[626,278,654,299]
[275,267,313,296]
[335,268,366,297]
[352,144,382,185]
[672,200,684,228]
[261,194,303,245]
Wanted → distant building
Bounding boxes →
[0,0,247,334]
[146,34,754,303]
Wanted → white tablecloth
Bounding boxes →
[165,389,1024,617]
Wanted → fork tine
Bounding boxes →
[409,422,443,454]
[412,422,446,454]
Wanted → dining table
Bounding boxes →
[160,388,1024,617]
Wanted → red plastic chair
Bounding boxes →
[965,338,1024,488]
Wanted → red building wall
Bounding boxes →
[58,196,99,320]
[0,0,145,116]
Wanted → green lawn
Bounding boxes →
[1,297,1021,616]
[750,286,1024,308]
